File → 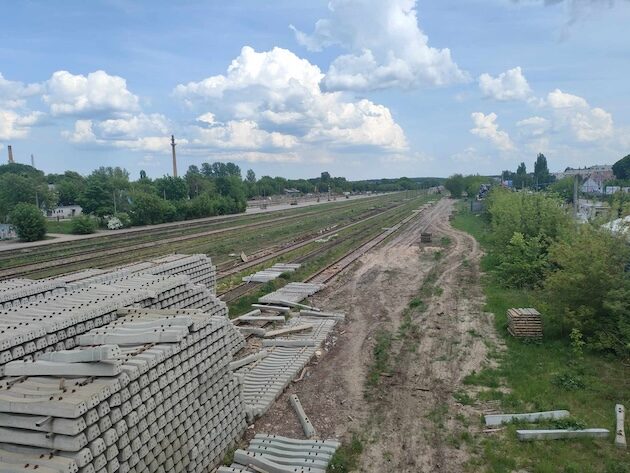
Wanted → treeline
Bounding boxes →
[482,188,630,357]
[0,161,433,240]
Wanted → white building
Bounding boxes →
[45,205,83,219]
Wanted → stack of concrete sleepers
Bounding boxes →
[141,254,217,292]
[0,278,66,309]
[258,283,324,305]
[242,263,301,283]
[235,316,337,418]
[0,312,247,473]
[0,284,152,375]
[0,273,229,375]
[57,254,217,294]
[218,434,340,473]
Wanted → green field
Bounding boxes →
[452,203,629,473]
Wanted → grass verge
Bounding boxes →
[452,202,629,473]
[327,434,364,472]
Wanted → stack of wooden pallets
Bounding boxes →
[507,308,543,338]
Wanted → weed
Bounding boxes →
[551,372,585,391]
[434,250,443,260]
[453,390,475,406]
[327,435,364,472]
[366,330,393,389]
[463,369,501,388]
[441,236,452,246]
[409,297,425,310]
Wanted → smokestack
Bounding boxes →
[31,154,35,168]
[7,145,14,164]
[170,135,178,177]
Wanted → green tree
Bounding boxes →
[495,232,550,288]
[71,215,97,234]
[128,192,176,225]
[513,162,530,189]
[612,154,630,180]
[533,153,551,188]
[548,177,575,203]
[154,176,189,201]
[444,174,465,197]
[55,172,86,206]
[246,169,256,183]
[544,225,630,355]
[9,203,46,241]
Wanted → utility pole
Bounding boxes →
[113,190,117,214]
[171,135,178,178]
[573,175,578,219]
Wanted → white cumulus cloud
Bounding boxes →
[479,67,532,101]
[44,70,140,116]
[470,112,515,151]
[0,110,44,140]
[546,89,613,141]
[175,46,408,153]
[516,116,551,136]
[291,0,468,91]
[0,73,42,108]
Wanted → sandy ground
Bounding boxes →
[248,198,500,472]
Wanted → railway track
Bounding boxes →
[0,197,402,280]
[219,198,436,304]
[305,201,440,285]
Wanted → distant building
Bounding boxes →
[45,205,83,219]
[0,224,16,240]
[581,177,604,194]
[283,188,301,195]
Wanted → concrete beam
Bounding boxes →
[485,410,570,427]
[516,428,609,441]
[289,395,316,439]
[616,404,626,449]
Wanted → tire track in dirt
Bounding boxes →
[247,199,499,473]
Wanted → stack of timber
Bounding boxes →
[420,232,432,243]
[507,308,543,338]
[0,312,247,473]
[219,434,340,473]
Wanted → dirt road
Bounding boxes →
[252,198,499,472]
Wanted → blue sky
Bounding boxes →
[1,0,629,179]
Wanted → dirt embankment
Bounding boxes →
[251,199,500,473]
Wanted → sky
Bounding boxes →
[1,0,629,180]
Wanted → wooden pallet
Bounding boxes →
[507,307,543,338]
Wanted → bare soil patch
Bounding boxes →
[249,199,501,472]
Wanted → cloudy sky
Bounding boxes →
[1,0,629,179]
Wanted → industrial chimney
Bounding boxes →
[170,135,178,177]
[7,145,14,164]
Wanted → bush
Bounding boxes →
[71,215,97,234]
[9,203,46,241]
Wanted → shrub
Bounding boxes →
[9,203,46,241]
[107,217,123,230]
[71,215,97,234]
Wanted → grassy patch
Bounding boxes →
[327,435,364,472]
[366,330,393,391]
[453,203,630,473]
[45,219,75,234]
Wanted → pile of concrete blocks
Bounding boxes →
[0,273,231,374]
[0,312,247,473]
[234,315,337,418]
[242,263,301,283]
[0,278,66,309]
[258,282,324,305]
[219,434,340,473]
[57,254,217,293]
